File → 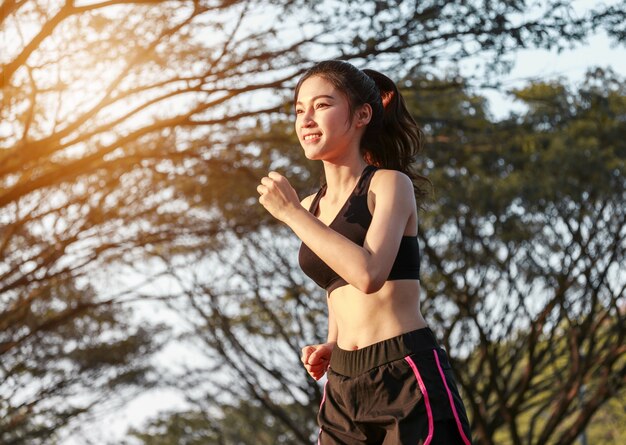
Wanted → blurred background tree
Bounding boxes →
[408,67,625,445]
[0,0,623,444]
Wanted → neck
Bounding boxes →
[322,158,369,203]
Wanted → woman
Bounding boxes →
[257,60,472,444]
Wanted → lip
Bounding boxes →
[302,133,322,142]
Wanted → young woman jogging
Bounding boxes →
[257,60,473,444]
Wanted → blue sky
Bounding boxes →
[480,30,625,119]
[471,0,626,119]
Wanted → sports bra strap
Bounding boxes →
[298,164,420,294]
[308,165,377,215]
[308,185,326,213]
[355,165,378,195]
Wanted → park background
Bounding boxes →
[0,0,624,444]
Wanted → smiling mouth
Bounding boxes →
[303,133,321,141]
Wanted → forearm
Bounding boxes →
[256,171,404,293]
[284,206,374,292]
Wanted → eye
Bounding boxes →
[295,108,304,115]
[315,102,329,109]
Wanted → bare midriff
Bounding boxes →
[330,279,427,350]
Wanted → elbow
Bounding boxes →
[355,273,385,295]
[350,255,387,294]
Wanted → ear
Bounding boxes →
[354,103,372,128]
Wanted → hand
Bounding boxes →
[257,171,301,222]
[301,342,334,381]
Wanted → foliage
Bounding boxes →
[409,67,625,445]
[127,400,316,445]
[0,279,167,445]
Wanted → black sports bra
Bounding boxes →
[298,165,420,295]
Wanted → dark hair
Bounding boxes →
[294,60,431,207]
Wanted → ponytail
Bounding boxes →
[361,69,431,207]
[295,60,432,208]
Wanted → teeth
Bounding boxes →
[304,134,320,141]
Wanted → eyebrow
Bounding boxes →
[295,94,335,105]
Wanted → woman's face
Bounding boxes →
[295,75,359,161]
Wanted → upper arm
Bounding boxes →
[363,169,416,288]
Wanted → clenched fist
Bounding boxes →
[257,171,301,222]
[301,342,334,380]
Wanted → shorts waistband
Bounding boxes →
[329,327,440,377]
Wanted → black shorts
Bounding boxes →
[317,327,473,444]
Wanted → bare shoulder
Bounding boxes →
[369,168,415,203]
[300,192,317,211]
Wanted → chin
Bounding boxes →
[302,148,324,161]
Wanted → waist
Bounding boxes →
[329,326,440,377]
[330,279,423,335]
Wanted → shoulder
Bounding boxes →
[369,168,414,202]
[367,168,417,228]
[300,192,318,211]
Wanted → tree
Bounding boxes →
[1,0,623,442]
[127,400,316,444]
[406,67,625,444]
[0,279,167,444]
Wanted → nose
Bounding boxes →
[300,107,316,127]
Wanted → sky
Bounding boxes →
[479,31,625,120]
[471,0,626,120]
